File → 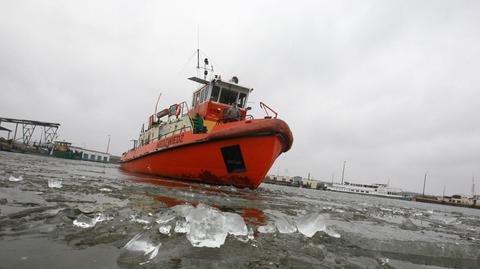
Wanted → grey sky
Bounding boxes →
[1,0,479,195]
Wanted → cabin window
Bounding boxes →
[211,86,220,101]
[83,154,88,159]
[219,88,238,105]
[103,156,108,162]
[238,92,247,108]
[200,88,208,103]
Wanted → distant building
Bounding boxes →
[301,178,321,189]
[265,174,324,189]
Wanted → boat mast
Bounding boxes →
[341,161,346,185]
[422,171,428,196]
[472,176,475,198]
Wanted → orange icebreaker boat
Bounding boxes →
[120,75,293,188]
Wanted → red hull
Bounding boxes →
[121,135,283,188]
[120,119,293,188]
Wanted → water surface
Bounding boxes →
[1,151,479,268]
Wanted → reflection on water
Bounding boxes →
[1,151,480,268]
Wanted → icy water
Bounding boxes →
[1,152,480,269]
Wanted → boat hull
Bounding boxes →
[120,134,284,188]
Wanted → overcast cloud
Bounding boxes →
[1,0,479,195]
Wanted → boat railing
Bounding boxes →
[178,101,190,117]
[156,125,192,141]
[260,102,278,119]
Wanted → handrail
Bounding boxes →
[157,125,192,141]
[259,102,278,119]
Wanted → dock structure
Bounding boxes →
[0,117,60,145]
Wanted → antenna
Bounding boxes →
[197,26,200,69]
[154,93,162,116]
[195,27,214,80]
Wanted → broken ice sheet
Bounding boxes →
[8,175,23,182]
[158,225,172,235]
[99,188,112,192]
[73,213,111,228]
[296,213,327,237]
[172,204,194,217]
[123,232,161,261]
[155,212,176,224]
[178,203,249,248]
[224,212,248,236]
[185,204,228,248]
[130,215,150,224]
[47,178,62,188]
[174,220,188,233]
[275,216,297,234]
[258,223,276,234]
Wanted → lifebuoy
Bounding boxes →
[175,104,181,117]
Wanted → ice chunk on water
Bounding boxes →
[8,175,23,182]
[130,215,150,224]
[73,214,97,228]
[47,178,62,188]
[73,213,110,228]
[172,204,194,217]
[248,228,255,240]
[99,188,112,192]
[174,220,188,233]
[185,204,228,248]
[296,213,327,237]
[265,210,297,234]
[155,212,176,224]
[170,204,249,247]
[123,232,161,260]
[274,216,297,234]
[158,225,171,235]
[258,223,276,234]
[224,212,248,236]
[325,227,341,238]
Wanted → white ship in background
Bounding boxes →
[326,181,404,199]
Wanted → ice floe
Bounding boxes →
[224,212,248,236]
[99,188,112,192]
[158,225,172,235]
[296,213,328,237]
[123,232,161,260]
[48,178,62,188]
[172,204,194,217]
[185,204,230,248]
[258,223,276,234]
[73,213,111,228]
[168,203,249,248]
[8,175,23,182]
[155,212,176,224]
[174,220,188,233]
[130,215,150,224]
